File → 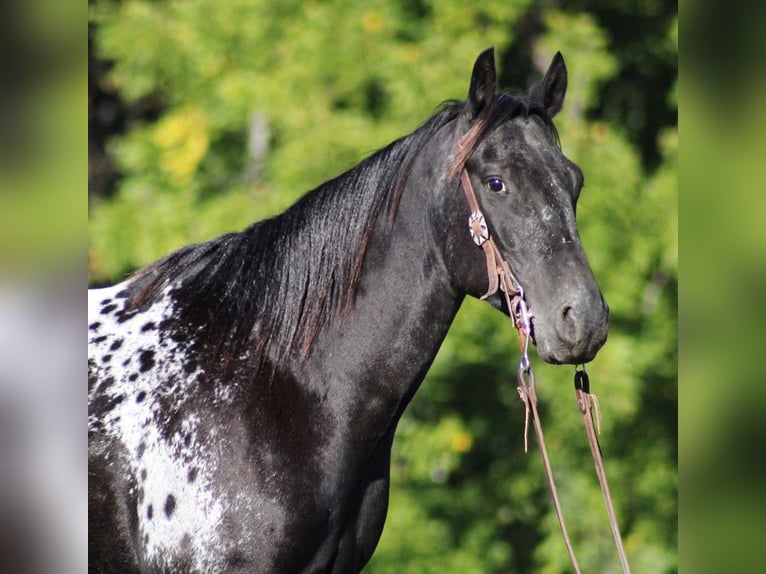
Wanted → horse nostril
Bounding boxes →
[556,304,578,345]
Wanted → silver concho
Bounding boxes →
[468,211,489,246]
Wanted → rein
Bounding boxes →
[453,128,632,573]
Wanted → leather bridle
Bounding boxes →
[453,124,632,574]
[454,134,534,359]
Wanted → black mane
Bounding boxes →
[122,94,556,379]
[124,103,464,377]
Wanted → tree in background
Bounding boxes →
[89,1,676,571]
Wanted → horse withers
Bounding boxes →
[88,48,608,573]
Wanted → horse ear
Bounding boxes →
[465,47,497,120]
[529,52,568,117]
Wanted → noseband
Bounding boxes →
[452,124,632,574]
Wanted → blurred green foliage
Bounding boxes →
[0,0,83,274]
[682,2,766,571]
[89,1,676,572]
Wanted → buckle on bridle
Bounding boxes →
[468,211,489,246]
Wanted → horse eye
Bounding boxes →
[485,177,506,193]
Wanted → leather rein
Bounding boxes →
[453,128,632,573]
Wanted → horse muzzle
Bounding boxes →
[531,289,609,365]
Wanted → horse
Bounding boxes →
[88,47,609,573]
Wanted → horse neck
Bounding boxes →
[301,132,463,436]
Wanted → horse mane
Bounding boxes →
[121,93,558,380]
[123,102,462,378]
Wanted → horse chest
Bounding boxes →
[88,284,383,571]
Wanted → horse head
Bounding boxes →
[436,48,609,365]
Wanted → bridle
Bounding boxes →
[453,129,534,357]
[453,124,633,574]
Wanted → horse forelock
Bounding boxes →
[450,93,560,176]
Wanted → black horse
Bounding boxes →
[88,48,608,573]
